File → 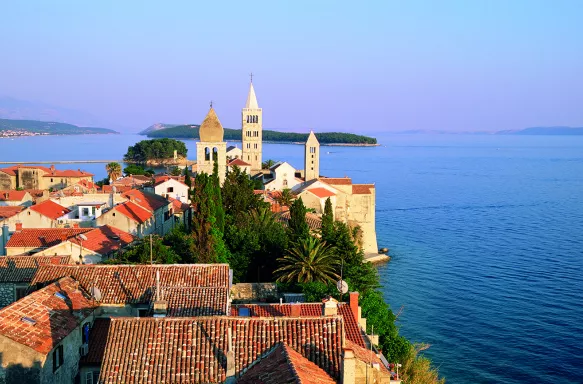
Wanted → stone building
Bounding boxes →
[0,276,97,384]
[196,106,227,184]
[0,199,71,233]
[241,80,263,172]
[0,165,93,191]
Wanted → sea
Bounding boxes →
[1,133,582,383]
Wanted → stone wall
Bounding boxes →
[0,284,15,308]
[231,283,278,303]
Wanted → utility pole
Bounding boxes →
[150,234,153,265]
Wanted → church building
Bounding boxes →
[196,105,227,184]
[241,79,263,172]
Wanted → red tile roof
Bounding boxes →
[68,225,135,255]
[100,185,132,194]
[168,196,190,214]
[23,189,46,198]
[5,228,92,249]
[99,316,344,383]
[110,200,153,224]
[0,190,29,201]
[238,343,336,384]
[228,158,251,167]
[0,276,96,354]
[352,184,374,195]
[164,287,229,316]
[30,264,231,305]
[112,175,151,187]
[306,187,336,198]
[42,169,94,177]
[29,200,71,220]
[319,177,352,185]
[80,318,111,365]
[122,189,169,212]
[231,303,366,348]
[0,205,24,220]
[345,339,390,373]
[0,255,72,283]
[153,175,188,187]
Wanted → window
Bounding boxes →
[167,187,174,193]
[85,371,100,384]
[137,308,149,317]
[82,322,90,344]
[283,180,288,187]
[53,345,64,372]
[82,208,90,216]
[92,207,96,215]
[51,178,53,182]
[205,147,211,161]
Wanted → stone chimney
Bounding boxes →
[290,302,301,317]
[152,271,168,318]
[50,256,62,264]
[72,223,80,229]
[15,222,23,232]
[349,292,360,323]
[322,296,338,316]
[342,348,356,384]
[50,165,55,173]
[225,327,236,383]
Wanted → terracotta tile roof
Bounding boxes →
[122,189,169,212]
[238,343,336,384]
[30,264,231,305]
[0,255,72,283]
[99,316,344,383]
[80,318,111,365]
[110,200,153,224]
[42,169,94,177]
[0,205,24,220]
[100,185,132,194]
[163,287,229,316]
[0,166,17,176]
[68,225,135,255]
[112,175,151,187]
[228,158,251,167]
[345,339,390,373]
[319,177,352,185]
[29,199,71,220]
[278,211,322,230]
[5,228,92,249]
[23,189,46,198]
[0,276,96,354]
[0,190,29,201]
[231,303,366,348]
[352,184,374,195]
[306,187,336,199]
[153,175,188,187]
[168,196,190,214]
[77,179,96,189]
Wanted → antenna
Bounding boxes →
[150,234,153,265]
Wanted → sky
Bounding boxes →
[0,0,582,133]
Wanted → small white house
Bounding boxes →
[263,162,302,191]
[148,178,190,203]
[226,145,243,160]
[58,202,107,226]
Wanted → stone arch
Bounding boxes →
[212,147,219,161]
[205,147,211,161]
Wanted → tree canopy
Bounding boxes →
[124,138,188,162]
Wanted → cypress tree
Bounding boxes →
[321,197,334,241]
[288,197,310,242]
[184,166,192,188]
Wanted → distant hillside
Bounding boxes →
[497,126,583,135]
[0,119,118,135]
[139,123,181,135]
[0,96,115,128]
[146,124,378,145]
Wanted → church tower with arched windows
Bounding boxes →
[196,105,227,184]
[304,130,320,181]
[241,79,262,172]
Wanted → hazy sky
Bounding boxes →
[1,0,582,133]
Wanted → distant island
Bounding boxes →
[144,124,378,145]
[0,118,118,138]
[124,138,188,166]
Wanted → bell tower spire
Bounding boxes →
[242,74,262,171]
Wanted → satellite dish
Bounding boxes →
[90,286,102,302]
[78,234,88,241]
[336,280,348,294]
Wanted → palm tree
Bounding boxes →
[275,237,339,284]
[249,206,277,230]
[275,188,295,208]
[262,159,276,169]
[105,162,122,183]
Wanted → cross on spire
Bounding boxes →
[250,72,253,83]
[210,100,213,108]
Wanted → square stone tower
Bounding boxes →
[241,81,263,172]
[304,131,320,182]
[196,106,227,184]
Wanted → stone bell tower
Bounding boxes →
[304,131,320,182]
[241,75,262,172]
[196,104,227,184]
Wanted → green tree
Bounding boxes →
[123,164,148,176]
[124,138,188,162]
[184,166,192,188]
[288,197,310,242]
[275,237,339,284]
[107,235,180,264]
[275,188,295,208]
[262,159,276,169]
[170,166,182,176]
[105,162,122,182]
[321,197,334,241]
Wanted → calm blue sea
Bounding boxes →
[1,133,582,383]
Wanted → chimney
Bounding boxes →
[72,223,79,229]
[349,292,360,323]
[1,223,9,256]
[290,302,301,317]
[50,256,61,264]
[60,232,67,242]
[342,348,356,384]
[50,165,55,172]
[152,271,168,318]
[322,296,338,316]
[15,222,23,232]
[225,327,236,383]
